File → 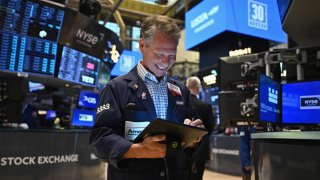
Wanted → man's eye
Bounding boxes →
[154,54,165,59]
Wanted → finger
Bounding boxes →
[184,118,192,125]
[189,119,203,126]
[150,134,166,142]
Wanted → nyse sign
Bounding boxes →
[248,0,268,30]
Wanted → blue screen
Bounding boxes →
[71,109,95,127]
[110,50,141,77]
[46,110,56,120]
[0,0,64,76]
[282,81,320,124]
[185,0,287,50]
[58,46,100,86]
[277,0,292,22]
[259,74,280,123]
[78,90,99,109]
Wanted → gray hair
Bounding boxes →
[186,76,201,89]
[140,15,181,45]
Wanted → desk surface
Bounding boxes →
[252,131,320,140]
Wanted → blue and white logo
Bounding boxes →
[120,55,135,72]
[300,95,320,109]
[79,114,94,122]
[78,90,99,109]
[268,87,278,104]
[248,0,268,30]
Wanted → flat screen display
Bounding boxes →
[28,81,45,92]
[185,0,286,50]
[46,110,56,120]
[78,90,99,109]
[58,46,100,86]
[259,74,281,123]
[110,50,141,77]
[219,91,256,127]
[71,109,95,128]
[0,0,64,76]
[282,81,320,124]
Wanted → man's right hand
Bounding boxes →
[123,134,166,159]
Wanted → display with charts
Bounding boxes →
[58,46,100,86]
[0,0,65,76]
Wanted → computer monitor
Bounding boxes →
[219,91,256,127]
[78,90,99,109]
[110,50,141,77]
[28,81,45,92]
[57,46,100,86]
[46,110,57,120]
[71,109,95,128]
[0,0,65,76]
[282,80,320,124]
[258,73,281,123]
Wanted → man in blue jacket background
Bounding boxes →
[90,15,204,180]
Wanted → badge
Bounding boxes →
[124,121,150,140]
[167,82,182,96]
[142,92,147,100]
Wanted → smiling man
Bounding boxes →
[90,15,204,180]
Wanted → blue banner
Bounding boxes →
[185,0,287,50]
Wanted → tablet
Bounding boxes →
[134,118,208,147]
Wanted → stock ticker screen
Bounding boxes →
[0,0,64,76]
[282,81,320,124]
[259,73,281,123]
[58,46,100,86]
[71,109,95,128]
[78,90,99,109]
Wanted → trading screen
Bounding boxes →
[0,0,64,76]
[58,46,100,86]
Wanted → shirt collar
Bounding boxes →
[137,62,167,84]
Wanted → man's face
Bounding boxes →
[139,32,178,79]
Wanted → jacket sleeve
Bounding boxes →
[89,82,133,168]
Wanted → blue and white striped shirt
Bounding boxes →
[137,62,168,119]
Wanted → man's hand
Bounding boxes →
[123,134,166,159]
[184,118,204,128]
[183,118,204,148]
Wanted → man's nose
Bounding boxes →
[161,56,171,65]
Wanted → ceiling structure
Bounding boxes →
[66,0,200,26]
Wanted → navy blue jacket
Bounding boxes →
[89,65,198,180]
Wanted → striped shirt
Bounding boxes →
[137,62,168,119]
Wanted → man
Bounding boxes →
[186,76,215,180]
[90,15,203,180]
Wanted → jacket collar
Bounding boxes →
[123,66,157,119]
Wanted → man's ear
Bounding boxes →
[139,38,144,52]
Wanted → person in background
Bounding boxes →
[186,76,215,180]
[239,126,255,180]
[90,15,204,180]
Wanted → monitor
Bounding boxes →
[258,73,281,123]
[28,81,45,92]
[0,0,65,76]
[78,90,99,109]
[110,50,141,77]
[282,80,320,124]
[97,61,111,90]
[58,46,100,86]
[71,109,95,128]
[219,91,256,127]
[46,110,57,120]
[218,58,260,91]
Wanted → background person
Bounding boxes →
[186,76,215,180]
